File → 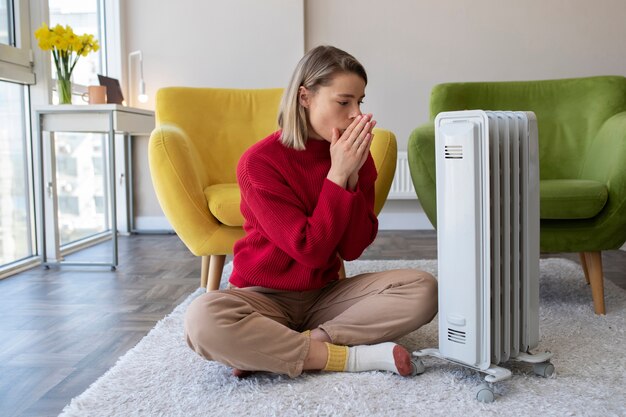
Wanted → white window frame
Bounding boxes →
[0,0,39,278]
[0,0,123,279]
[31,0,125,259]
[27,0,122,101]
[0,0,35,84]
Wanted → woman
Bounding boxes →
[185,45,437,378]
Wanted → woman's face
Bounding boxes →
[299,71,366,142]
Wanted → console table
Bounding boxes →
[34,104,155,269]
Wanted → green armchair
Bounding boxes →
[408,75,626,314]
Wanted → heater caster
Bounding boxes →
[533,362,554,378]
[111,266,117,271]
[475,383,495,403]
[410,358,425,376]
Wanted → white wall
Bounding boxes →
[121,0,304,226]
[122,0,304,103]
[306,0,626,150]
[123,0,626,230]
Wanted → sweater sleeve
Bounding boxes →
[239,154,358,269]
[336,154,379,261]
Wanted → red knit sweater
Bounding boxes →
[229,131,378,291]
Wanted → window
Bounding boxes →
[0,81,35,266]
[93,195,104,214]
[47,0,109,248]
[0,0,13,45]
[0,0,34,85]
[54,132,107,246]
[0,0,36,276]
[0,0,117,276]
[48,0,105,101]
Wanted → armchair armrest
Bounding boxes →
[407,122,437,227]
[582,112,626,184]
[579,111,626,248]
[148,123,220,254]
[370,127,397,215]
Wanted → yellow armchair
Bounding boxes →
[149,87,397,290]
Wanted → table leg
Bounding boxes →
[109,113,118,268]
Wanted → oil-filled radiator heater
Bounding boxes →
[412,110,554,402]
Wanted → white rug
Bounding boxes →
[59,259,626,417]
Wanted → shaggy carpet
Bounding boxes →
[59,259,625,416]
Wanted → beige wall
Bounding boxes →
[306,0,626,149]
[121,0,304,225]
[123,0,626,229]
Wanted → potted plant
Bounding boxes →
[34,23,100,104]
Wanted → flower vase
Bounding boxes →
[57,78,72,104]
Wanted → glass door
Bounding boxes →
[0,81,35,267]
[48,0,111,252]
[0,0,37,277]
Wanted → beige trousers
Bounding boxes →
[184,268,437,377]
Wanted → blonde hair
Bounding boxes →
[278,45,367,150]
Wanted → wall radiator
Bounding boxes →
[388,151,417,199]
[413,110,554,403]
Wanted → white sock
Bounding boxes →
[345,342,413,376]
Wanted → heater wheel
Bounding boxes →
[475,383,495,403]
[410,358,425,376]
[533,362,555,378]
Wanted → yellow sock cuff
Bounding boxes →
[323,343,348,372]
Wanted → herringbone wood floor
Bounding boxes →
[0,231,624,417]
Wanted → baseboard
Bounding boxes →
[378,200,434,231]
[130,214,624,242]
[135,208,435,233]
[378,212,433,230]
[134,216,174,232]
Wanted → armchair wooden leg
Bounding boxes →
[207,254,226,292]
[338,259,346,280]
[578,252,590,284]
[200,256,209,288]
[584,251,606,315]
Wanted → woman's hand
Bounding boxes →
[347,119,376,190]
[327,114,376,189]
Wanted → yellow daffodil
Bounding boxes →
[34,22,100,103]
